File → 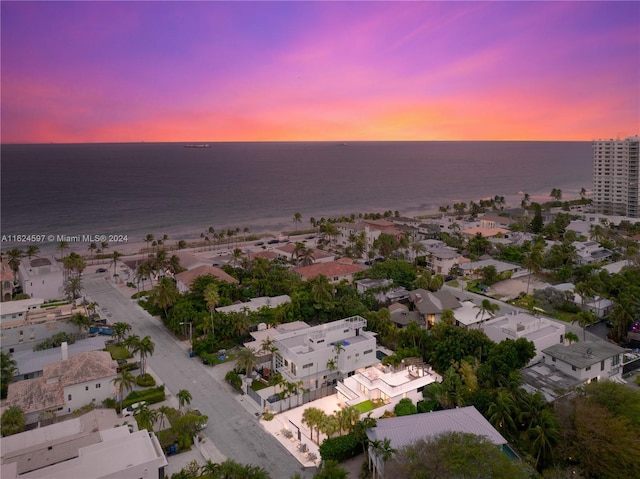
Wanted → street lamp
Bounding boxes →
[180,321,193,357]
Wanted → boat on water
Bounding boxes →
[184,144,211,148]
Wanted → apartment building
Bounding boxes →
[592,136,640,218]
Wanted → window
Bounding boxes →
[586,366,591,371]
[601,360,605,371]
[572,366,576,371]
[68,394,72,401]
[85,386,89,391]
[96,383,101,388]
[302,363,313,369]
[612,354,620,366]
[552,357,556,362]
[364,349,373,355]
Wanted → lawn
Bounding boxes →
[353,400,375,414]
[105,344,131,361]
[251,379,268,391]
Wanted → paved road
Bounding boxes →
[83,273,314,479]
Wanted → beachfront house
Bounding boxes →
[366,406,508,479]
[483,312,565,364]
[1,259,14,302]
[5,350,118,426]
[17,256,64,301]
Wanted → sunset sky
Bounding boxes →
[2,1,638,143]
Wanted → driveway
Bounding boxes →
[83,272,315,479]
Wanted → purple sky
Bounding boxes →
[2,1,638,142]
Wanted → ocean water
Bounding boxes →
[1,141,592,254]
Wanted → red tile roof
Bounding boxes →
[293,261,363,280]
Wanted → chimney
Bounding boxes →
[61,342,68,361]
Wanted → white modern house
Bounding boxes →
[366,406,508,479]
[0,409,167,479]
[336,360,442,416]
[17,256,64,300]
[273,316,377,391]
[216,295,291,314]
[6,350,118,425]
[483,312,565,364]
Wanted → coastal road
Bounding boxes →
[82,273,314,479]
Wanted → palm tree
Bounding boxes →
[156,405,172,430]
[474,299,500,329]
[177,389,192,412]
[63,276,84,300]
[144,234,154,253]
[6,248,24,285]
[150,277,178,317]
[67,312,92,334]
[231,248,243,268]
[235,347,258,375]
[528,408,560,471]
[111,370,136,411]
[293,212,302,232]
[58,241,69,260]
[370,437,397,479]
[25,245,40,262]
[110,251,123,278]
[336,405,360,435]
[524,243,544,296]
[487,389,517,439]
[133,335,154,376]
[88,242,97,261]
[112,322,132,344]
[203,283,219,335]
[574,311,597,341]
[564,331,579,344]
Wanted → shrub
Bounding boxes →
[318,433,362,462]
[394,398,417,416]
[122,385,165,409]
[225,370,243,392]
[135,373,156,387]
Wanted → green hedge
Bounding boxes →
[120,385,165,410]
[318,433,362,462]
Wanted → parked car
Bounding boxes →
[96,267,107,273]
[267,239,279,244]
[255,241,264,246]
[122,401,146,417]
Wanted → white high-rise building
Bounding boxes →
[592,136,640,217]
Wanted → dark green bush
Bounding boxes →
[394,398,417,416]
[318,433,362,462]
[122,385,165,409]
[135,373,156,387]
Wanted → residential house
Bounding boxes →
[452,299,487,330]
[483,312,566,364]
[0,299,85,354]
[479,213,517,230]
[0,409,167,479]
[420,241,467,275]
[571,240,613,265]
[366,406,508,479]
[460,225,510,239]
[174,264,238,293]
[388,303,425,329]
[459,258,522,278]
[355,279,408,303]
[336,360,442,416]
[293,259,363,284]
[408,289,461,328]
[12,337,108,381]
[335,219,404,255]
[216,295,291,314]
[274,316,376,391]
[17,257,64,301]
[521,340,627,401]
[5,350,118,425]
[552,283,614,319]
